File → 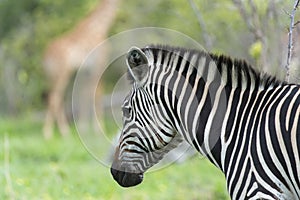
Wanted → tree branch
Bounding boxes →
[232,0,262,41]
[188,0,213,50]
[285,0,300,82]
[248,0,264,39]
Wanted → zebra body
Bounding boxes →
[111,45,300,199]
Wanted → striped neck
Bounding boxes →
[143,45,286,168]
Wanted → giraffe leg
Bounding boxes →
[43,95,55,139]
[44,67,72,138]
[56,102,70,137]
[53,68,72,137]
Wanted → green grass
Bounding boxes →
[0,117,229,200]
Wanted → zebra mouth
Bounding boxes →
[110,167,144,187]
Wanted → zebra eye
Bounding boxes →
[122,106,132,118]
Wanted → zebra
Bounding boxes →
[110,45,300,199]
[109,130,196,165]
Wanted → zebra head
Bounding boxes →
[111,46,183,187]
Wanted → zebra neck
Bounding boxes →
[146,47,286,169]
[154,53,285,169]
[192,53,286,159]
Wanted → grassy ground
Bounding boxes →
[0,117,230,200]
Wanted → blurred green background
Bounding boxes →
[0,0,297,199]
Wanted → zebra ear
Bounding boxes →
[126,46,149,86]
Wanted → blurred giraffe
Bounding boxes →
[43,0,120,139]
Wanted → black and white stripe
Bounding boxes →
[111,45,300,199]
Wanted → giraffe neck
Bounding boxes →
[69,0,120,42]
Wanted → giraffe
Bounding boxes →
[43,0,120,139]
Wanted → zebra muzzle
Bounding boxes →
[110,163,144,187]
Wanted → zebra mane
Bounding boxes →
[134,44,285,89]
